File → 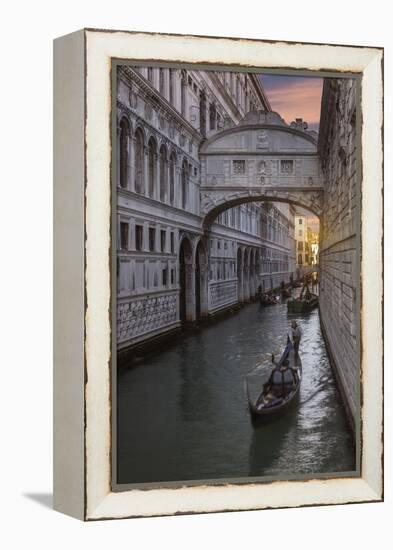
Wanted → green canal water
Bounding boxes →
[117,298,356,485]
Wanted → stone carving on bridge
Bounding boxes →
[256,130,269,149]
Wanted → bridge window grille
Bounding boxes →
[280,160,294,174]
[233,160,245,175]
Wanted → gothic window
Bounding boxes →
[169,152,176,205]
[119,118,130,188]
[159,68,165,95]
[159,145,168,202]
[134,128,144,194]
[148,137,157,198]
[199,90,206,137]
[181,160,188,209]
[209,103,216,130]
[119,222,129,250]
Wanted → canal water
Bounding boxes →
[117,295,356,485]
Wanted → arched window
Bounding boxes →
[169,151,176,205]
[134,128,144,194]
[209,103,216,130]
[159,145,168,202]
[119,118,130,188]
[199,91,206,137]
[148,137,157,198]
[181,160,188,209]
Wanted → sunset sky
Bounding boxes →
[258,74,323,132]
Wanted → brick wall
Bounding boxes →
[318,78,358,429]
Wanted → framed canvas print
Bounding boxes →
[53,29,383,520]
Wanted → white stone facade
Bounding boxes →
[295,215,310,266]
[318,78,358,428]
[117,66,296,350]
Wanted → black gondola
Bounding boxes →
[246,337,302,417]
[259,293,279,306]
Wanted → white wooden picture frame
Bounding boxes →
[53,29,383,521]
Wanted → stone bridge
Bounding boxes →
[199,110,324,228]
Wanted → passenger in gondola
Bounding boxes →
[263,357,297,402]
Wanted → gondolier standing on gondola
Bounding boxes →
[291,320,302,355]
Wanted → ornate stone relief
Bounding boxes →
[256,130,269,149]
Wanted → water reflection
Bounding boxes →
[117,298,356,484]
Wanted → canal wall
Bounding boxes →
[318,78,358,431]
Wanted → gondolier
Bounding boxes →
[246,335,302,417]
[291,320,302,355]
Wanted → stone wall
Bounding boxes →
[318,78,358,429]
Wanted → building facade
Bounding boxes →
[318,77,358,428]
[116,65,296,350]
[294,215,310,267]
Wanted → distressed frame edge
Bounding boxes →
[53,29,86,520]
[80,30,383,521]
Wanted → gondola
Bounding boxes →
[245,337,302,418]
[259,294,279,306]
[287,293,318,313]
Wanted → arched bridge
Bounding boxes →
[199,111,324,227]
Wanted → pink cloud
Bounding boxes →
[260,76,323,130]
